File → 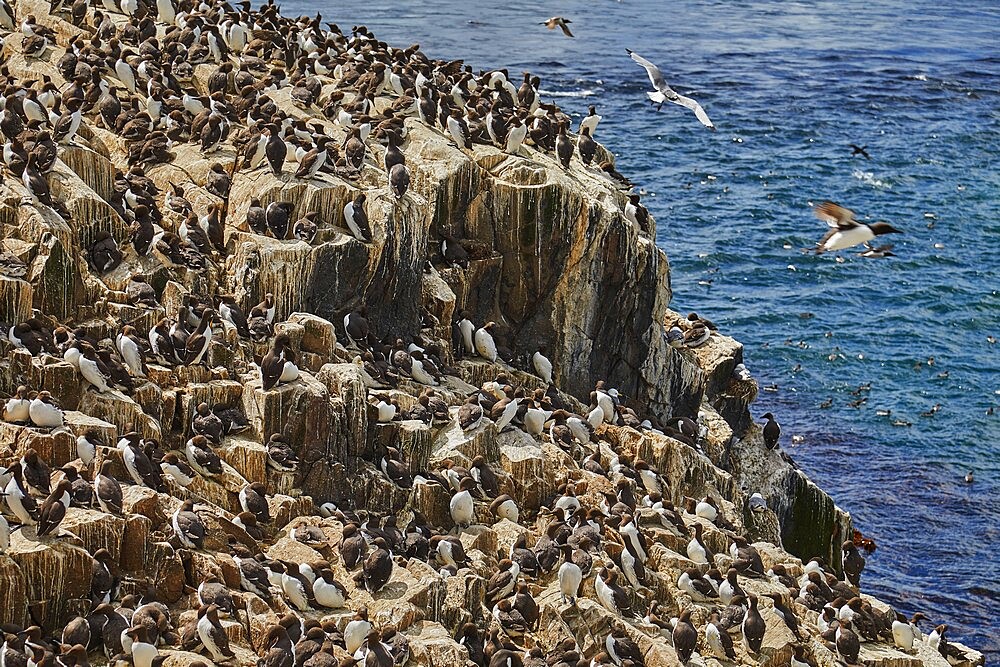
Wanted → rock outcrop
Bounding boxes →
[0,2,982,667]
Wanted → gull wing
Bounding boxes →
[626,49,672,96]
[813,201,858,229]
[673,93,715,130]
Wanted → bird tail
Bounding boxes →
[646,91,666,103]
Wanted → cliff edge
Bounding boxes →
[0,1,983,666]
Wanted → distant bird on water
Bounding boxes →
[858,243,896,258]
[626,49,715,129]
[812,201,902,253]
[850,144,872,159]
[541,16,574,37]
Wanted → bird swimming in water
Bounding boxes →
[858,242,896,258]
[626,49,715,129]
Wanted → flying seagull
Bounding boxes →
[541,16,573,37]
[850,144,871,159]
[812,201,902,253]
[626,49,714,130]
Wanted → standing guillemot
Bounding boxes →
[313,568,348,609]
[172,499,206,550]
[719,568,746,605]
[580,105,602,137]
[595,567,635,618]
[119,433,161,490]
[76,343,110,393]
[470,455,500,497]
[836,619,861,664]
[93,603,129,659]
[344,192,371,242]
[626,49,715,129]
[686,523,713,564]
[842,540,866,587]
[239,482,270,523]
[555,122,573,169]
[295,136,329,180]
[261,333,296,390]
[742,594,767,653]
[484,558,519,608]
[20,448,51,495]
[531,346,553,384]
[126,626,158,667]
[360,537,393,595]
[94,460,123,515]
[183,308,215,366]
[344,306,370,348]
[672,609,699,664]
[761,412,781,449]
[389,163,410,200]
[36,478,72,536]
[344,608,372,655]
[556,543,582,605]
[577,127,597,166]
[617,513,648,564]
[231,544,272,601]
[265,201,294,239]
[706,611,737,660]
[449,477,476,530]
[766,593,803,639]
[116,325,147,378]
[813,201,903,253]
[186,435,223,478]
[196,604,235,663]
[446,110,472,150]
[263,123,286,176]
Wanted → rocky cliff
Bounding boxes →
[0,1,983,667]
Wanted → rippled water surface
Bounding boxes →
[282,0,1000,655]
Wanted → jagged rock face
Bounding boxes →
[0,2,984,667]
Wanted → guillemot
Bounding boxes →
[813,201,903,253]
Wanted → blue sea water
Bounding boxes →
[283,0,1000,655]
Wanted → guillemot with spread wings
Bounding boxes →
[813,201,903,253]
